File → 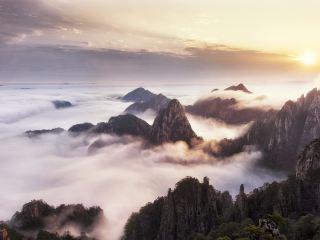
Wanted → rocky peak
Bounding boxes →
[224,83,252,93]
[150,99,201,145]
[296,139,320,180]
[121,87,155,102]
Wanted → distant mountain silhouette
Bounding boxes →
[121,87,155,102]
[125,93,170,114]
[224,83,252,93]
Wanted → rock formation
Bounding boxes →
[67,99,201,147]
[52,100,73,109]
[224,83,252,93]
[151,99,201,145]
[234,184,248,221]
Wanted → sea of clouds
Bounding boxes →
[0,83,289,239]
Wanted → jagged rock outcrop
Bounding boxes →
[52,100,73,109]
[121,87,155,102]
[10,200,105,235]
[296,139,320,180]
[217,88,320,171]
[224,83,252,94]
[186,97,273,125]
[122,177,233,240]
[151,99,201,145]
[25,128,65,138]
[234,184,248,221]
[125,94,171,114]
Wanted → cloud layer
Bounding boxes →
[0,84,286,239]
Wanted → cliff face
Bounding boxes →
[151,99,201,145]
[218,88,320,171]
[296,139,320,180]
[122,177,233,240]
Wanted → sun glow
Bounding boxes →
[298,51,317,66]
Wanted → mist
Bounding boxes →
[0,84,288,239]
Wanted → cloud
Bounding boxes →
[0,84,286,240]
[0,44,318,84]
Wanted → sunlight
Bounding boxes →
[298,51,317,66]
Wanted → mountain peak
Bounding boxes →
[224,83,252,93]
[151,99,201,145]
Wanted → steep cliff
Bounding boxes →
[151,99,201,145]
[218,88,320,171]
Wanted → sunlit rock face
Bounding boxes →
[151,99,201,145]
[218,88,320,172]
[296,139,320,180]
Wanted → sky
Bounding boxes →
[0,0,320,83]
